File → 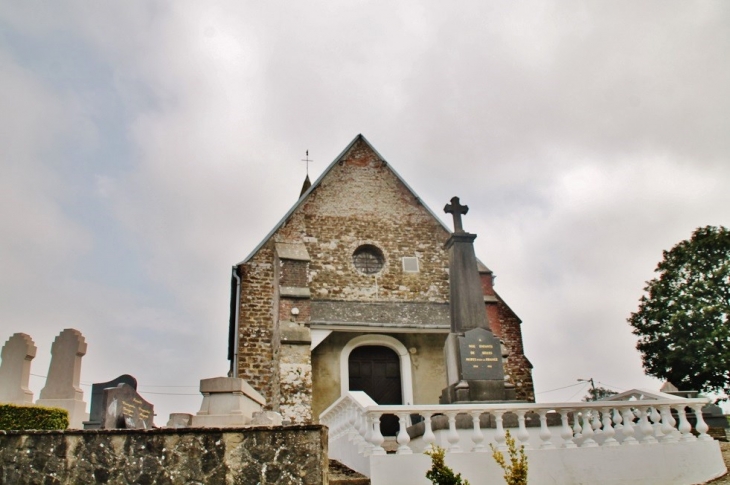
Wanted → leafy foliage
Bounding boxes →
[0,403,69,430]
[490,430,528,485]
[629,225,730,395]
[425,445,471,485]
[582,387,618,402]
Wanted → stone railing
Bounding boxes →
[320,392,713,459]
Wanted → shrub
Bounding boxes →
[490,430,528,485]
[0,403,69,430]
[425,445,471,485]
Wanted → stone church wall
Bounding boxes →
[0,426,328,485]
[235,137,535,421]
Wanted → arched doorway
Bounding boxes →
[348,345,402,435]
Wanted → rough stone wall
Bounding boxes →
[236,246,280,410]
[0,426,328,485]
[275,139,451,303]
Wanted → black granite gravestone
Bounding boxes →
[83,374,137,429]
[459,328,503,381]
[100,383,154,429]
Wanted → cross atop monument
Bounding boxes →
[444,196,469,233]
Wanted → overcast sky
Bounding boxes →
[1,2,729,425]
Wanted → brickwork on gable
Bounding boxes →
[234,136,535,417]
[497,298,535,402]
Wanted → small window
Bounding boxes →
[402,257,419,273]
[353,245,385,274]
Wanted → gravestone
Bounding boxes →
[191,376,265,427]
[0,333,37,404]
[83,374,137,429]
[440,197,516,404]
[36,329,89,428]
[101,383,154,429]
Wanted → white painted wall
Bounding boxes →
[369,440,727,485]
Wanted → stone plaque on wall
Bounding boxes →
[458,327,503,381]
[101,383,154,429]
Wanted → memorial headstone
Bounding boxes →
[83,374,138,429]
[0,333,37,404]
[36,329,89,428]
[100,383,154,429]
[440,198,517,404]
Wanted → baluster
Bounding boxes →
[620,408,637,445]
[446,411,462,452]
[600,407,618,447]
[396,412,412,454]
[370,413,386,455]
[572,411,583,438]
[658,405,677,443]
[691,404,712,441]
[559,409,577,448]
[423,413,436,447]
[538,409,554,449]
[649,407,664,440]
[637,406,657,444]
[494,410,507,451]
[347,408,359,442]
[580,409,597,447]
[470,411,487,452]
[612,408,623,430]
[362,414,374,455]
[674,406,695,442]
[591,409,602,434]
[515,410,531,449]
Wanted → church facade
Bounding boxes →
[228,135,534,424]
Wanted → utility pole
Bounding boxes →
[578,378,597,400]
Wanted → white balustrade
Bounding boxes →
[318,391,714,473]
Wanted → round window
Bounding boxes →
[352,245,385,275]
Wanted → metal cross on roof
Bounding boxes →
[301,150,314,176]
[444,196,469,233]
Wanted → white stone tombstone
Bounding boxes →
[191,377,266,427]
[36,329,89,428]
[0,333,37,404]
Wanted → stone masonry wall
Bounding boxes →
[236,246,280,410]
[0,426,328,485]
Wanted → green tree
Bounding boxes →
[582,387,618,402]
[628,225,730,396]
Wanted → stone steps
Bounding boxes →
[328,459,370,485]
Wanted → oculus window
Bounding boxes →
[353,245,385,274]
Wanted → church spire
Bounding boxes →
[299,150,314,197]
[300,174,311,197]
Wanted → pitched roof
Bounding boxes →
[235,134,452,266]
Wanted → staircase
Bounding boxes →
[329,460,370,485]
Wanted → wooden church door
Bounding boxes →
[348,345,402,435]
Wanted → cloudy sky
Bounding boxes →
[1,2,729,424]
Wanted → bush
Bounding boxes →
[425,445,470,485]
[490,430,528,485]
[0,403,69,430]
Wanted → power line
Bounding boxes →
[536,381,585,394]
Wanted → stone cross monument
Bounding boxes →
[36,329,89,428]
[0,333,37,404]
[440,197,516,403]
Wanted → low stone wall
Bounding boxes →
[0,425,328,485]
